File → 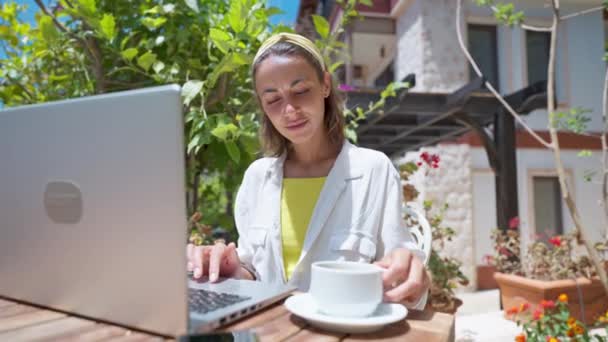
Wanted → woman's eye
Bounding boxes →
[266,98,280,105]
[294,89,309,95]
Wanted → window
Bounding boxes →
[532,176,563,240]
[526,31,550,86]
[468,24,499,90]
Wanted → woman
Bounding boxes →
[186,33,429,308]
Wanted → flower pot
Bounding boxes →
[494,272,608,325]
[427,297,463,314]
[476,265,498,290]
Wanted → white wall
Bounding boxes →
[467,1,606,132]
[394,0,468,92]
[471,170,497,265]
[471,146,607,251]
[396,144,477,291]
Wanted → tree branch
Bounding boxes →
[602,68,608,238]
[34,0,106,93]
[5,73,35,102]
[456,0,554,149]
[520,24,552,32]
[560,6,605,21]
[34,0,70,34]
[548,0,608,296]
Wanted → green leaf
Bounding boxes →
[329,61,344,73]
[39,16,60,43]
[265,6,283,17]
[228,0,246,33]
[184,0,199,13]
[162,4,176,13]
[187,134,200,154]
[121,48,138,61]
[137,51,157,71]
[208,53,248,88]
[239,133,259,156]
[76,0,97,17]
[344,127,357,143]
[577,150,592,157]
[182,80,204,106]
[141,17,167,30]
[153,61,165,73]
[211,123,239,141]
[143,5,161,15]
[99,13,116,41]
[312,15,330,39]
[225,141,241,163]
[209,28,232,54]
[359,0,373,6]
[232,52,250,65]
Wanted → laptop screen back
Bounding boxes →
[0,85,189,336]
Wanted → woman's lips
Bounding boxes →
[286,119,308,130]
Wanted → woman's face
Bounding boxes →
[254,55,331,146]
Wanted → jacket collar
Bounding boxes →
[265,140,362,183]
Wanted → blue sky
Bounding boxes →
[267,0,300,26]
[13,0,38,23]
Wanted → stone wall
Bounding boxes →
[394,0,468,93]
[397,144,476,292]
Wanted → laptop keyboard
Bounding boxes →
[188,288,251,314]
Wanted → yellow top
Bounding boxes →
[281,177,326,280]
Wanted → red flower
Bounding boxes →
[533,309,544,320]
[498,247,512,257]
[540,300,555,310]
[519,302,530,312]
[506,307,519,315]
[549,236,562,247]
[419,152,440,169]
[508,217,520,229]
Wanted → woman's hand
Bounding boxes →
[374,248,430,305]
[186,242,251,282]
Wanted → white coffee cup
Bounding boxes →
[309,261,383,317]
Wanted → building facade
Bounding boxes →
[303,0,607,290]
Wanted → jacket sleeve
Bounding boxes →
[233,166,261,280]
[376,167,428,310]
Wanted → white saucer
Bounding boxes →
[283,293,408,334]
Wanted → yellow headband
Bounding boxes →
[253,32,326,71]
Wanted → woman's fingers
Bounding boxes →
[192,245,205,279]
[186,243,195,272]
[187,242,240,281]
[384,255,427,303]
[381,252,411,292]
[208,243,226,282]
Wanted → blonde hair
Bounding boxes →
[252,33,345,157]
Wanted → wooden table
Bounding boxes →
[0,296,454,341]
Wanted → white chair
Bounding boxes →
[403,203,432,265]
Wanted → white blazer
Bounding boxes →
[234,141,427,309]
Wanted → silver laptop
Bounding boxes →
[0,85,294,337]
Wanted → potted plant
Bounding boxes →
[400,152,469,314]
[508,293,608,342]
[492,218,608,325]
